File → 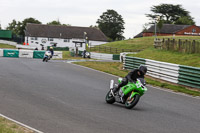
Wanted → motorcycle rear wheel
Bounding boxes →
[105,90,115,104]
[125,94,140,109]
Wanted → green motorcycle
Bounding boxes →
[105,78,147,109]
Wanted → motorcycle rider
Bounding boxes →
[49,46,54,58]
[112,65,147,94]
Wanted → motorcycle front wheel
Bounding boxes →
[125,94,140,109]
[43,57,46,62]
[105,90,115,104]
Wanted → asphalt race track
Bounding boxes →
[0,57,199,133]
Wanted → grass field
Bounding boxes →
[94,36,200,67]
[129,47,200,67]
[91,36,200,52]
[0,43,16,49]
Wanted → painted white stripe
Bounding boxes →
[68,62,200,100]
[0,113,44,133]
[0,49,3,56]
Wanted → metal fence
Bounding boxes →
[154,38,200,54]
[89,45,138,54]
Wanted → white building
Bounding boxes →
[24,23,108,50]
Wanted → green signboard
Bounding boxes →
[0,30,12,39]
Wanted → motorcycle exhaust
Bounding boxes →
[110,80,114,89]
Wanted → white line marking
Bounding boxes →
[0,113,44,133]
[68,62,200,100]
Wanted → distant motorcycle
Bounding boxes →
[82,50,91,58]
[43,51,52,62]
[84,51,91,58]
[105,78,147,109]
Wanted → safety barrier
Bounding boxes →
[146,59,179,83]
[178,65,200,88]
[3,49,19,58]
[123,56,200,89]
[0,49,63,59]
[52,51,63,59]
[90,52,113,60]
[19,50,34,58]
[0,49,3,56]
[89,52,120,61]
[123,56,146,70]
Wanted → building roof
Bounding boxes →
[25,23,108,42]
[146,24,191,34]
[134,32,143,38]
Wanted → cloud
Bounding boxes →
[0,0,200,39]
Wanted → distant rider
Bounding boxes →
[112,65,147,94]
[49,47,54,58]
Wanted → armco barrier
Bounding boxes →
[146,59,179,83]
[0,49,3,56]
[178,65,200,88]
[124,56,146,70]
[90,52,113,60]
[72,51,120,61]
[19,50,34,58]
[124,56,200,89]
[3,49,19,58]
[113,54,120,60]
[53,51,63,59]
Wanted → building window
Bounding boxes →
[64,39,70,42]
[75,43,82,47]
[31,37,37,40]
[192,29,196,33]
[48,38,54,41]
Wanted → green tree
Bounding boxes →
[96,9,125,41]
[89,25,99,29]
[146,4,195,25]
[6,19,22,35]
[157,20,163,33]
[47,20,71,26]
[20,17,41,36]
[47,20,62,25]
[175,16,195,25]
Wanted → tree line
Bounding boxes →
[4,3,196,41]
[144,3,195,31]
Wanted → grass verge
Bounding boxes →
[0,116,34,133]
[91,36,200,67]
[74,61,200,97]
[0,43,16,49]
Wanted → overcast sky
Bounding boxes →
[0,0,200,39]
